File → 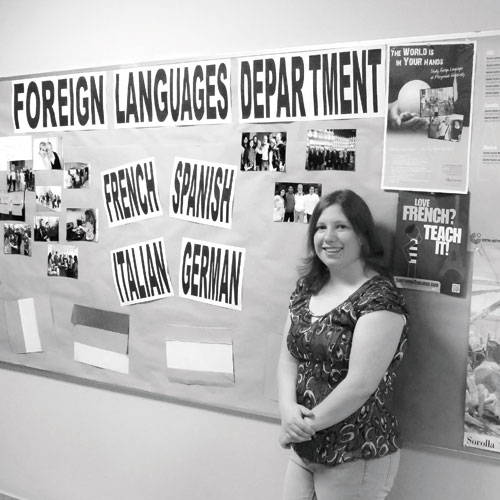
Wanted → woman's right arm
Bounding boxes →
[277,315,315,448]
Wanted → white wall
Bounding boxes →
[2,1,500,499]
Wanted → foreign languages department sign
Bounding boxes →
[238,45,385,123]
[113,59,231,127]
[12,71,107,132]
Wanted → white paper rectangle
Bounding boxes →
[18,298,42,352]
[74,342,129,374]
[0,136,32,170]
[165,340,233,374]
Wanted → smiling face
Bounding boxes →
[313,203,363,272]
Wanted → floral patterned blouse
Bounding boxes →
[287,274,409,465]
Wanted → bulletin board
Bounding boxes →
[1,30,500,458]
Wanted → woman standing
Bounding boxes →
[273,188,286,222]
[241,135,251,170]
[278,189,408,500]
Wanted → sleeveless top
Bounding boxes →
[287,275,409,465]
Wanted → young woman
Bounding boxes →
[241,135,251,171]
[278,189,409,500]
[38,142,51,170]
[72,209,96,241]
[47,141,62,169]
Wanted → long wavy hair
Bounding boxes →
[299,189,388,293]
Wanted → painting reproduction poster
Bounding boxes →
[393,191,470,297]
[464,243,500,453]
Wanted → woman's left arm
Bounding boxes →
[304,310,405,432]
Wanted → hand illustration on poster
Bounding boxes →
[393,191,470,297]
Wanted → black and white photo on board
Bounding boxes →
[428,114,464,142]
[35,185,62,212]
[240,131,286,171]
[273,182,322,223]
[0,136,32,170]
[34,216,59,242]
[66,208,98,242]
[420,86,455,117]
[0,190,25,221]
[305,129,356,171]
[3,223,31,256]
[64,162,90,189]
[47,243,78,279]
[6,160,35,192]
[32,136,63,170]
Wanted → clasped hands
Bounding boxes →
[279,404,316,449]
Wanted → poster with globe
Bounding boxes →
[382,41,476,194]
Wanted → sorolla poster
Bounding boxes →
[383,42,476,193]
[464,243,500,453]
[393,191,470,297]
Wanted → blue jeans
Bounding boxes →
[282,450,400,500]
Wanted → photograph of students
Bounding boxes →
[66,208,98,242]
[427,114,464,142]
[6,160,34,192]
[33,137,63,171]
[274,183,322,223]
[420,87,455,118]
[47,244,78,278]
[35,186,62,212]
[34,216,59,242]
[240,132,287,172]
[64,162,90,189]
[305,129,356,171]
[3,223,31,256]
